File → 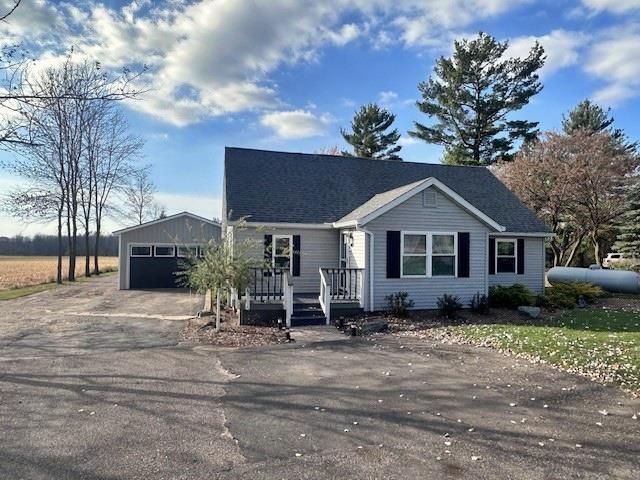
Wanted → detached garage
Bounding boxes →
[114,212,221,290]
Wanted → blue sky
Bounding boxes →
[1,0,640,235]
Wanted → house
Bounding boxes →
[114,212,221,289]
[224,147,551,326]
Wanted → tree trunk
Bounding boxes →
[84,228,91,277]
[591,233,602,266]
[215,290,221,332]
[563,234,585,267]
[56,203,63,284]
[66,208,73,281]
[94,219,101,275]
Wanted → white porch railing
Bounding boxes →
[319,268,331,325]
[283,270,293,327]
[319,267,364,325]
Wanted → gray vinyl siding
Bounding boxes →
[234,226,340,293]
[366,188,490,310]
[118,216,221,289]
[489,237,545,293]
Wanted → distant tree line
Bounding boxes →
[0,234,118,256]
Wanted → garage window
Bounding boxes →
[154,245,175,257]
[131,245,151,257]
[177,246,198,258]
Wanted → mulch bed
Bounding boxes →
[180,307,287,348]
[595,295,640,311]
[345,307,559,335]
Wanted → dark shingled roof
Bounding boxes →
[224,147,550,233]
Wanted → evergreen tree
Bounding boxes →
[410,32,545,165]
[341,103,402,160]
[614,179,640,258]
[562,99,638,154]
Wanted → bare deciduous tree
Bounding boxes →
[1,57,146,283]
[121,165,162,225]
[496,131,638,266]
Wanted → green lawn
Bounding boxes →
[445,309,640,393]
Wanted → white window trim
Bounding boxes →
[177,245,199,258]
[495,238,517,274]
[153,244,175,257]
[198,245,207,258]
[272,234,293,272]
[400,231,458,278]
[431,232,458,278]
[130,244,152,257]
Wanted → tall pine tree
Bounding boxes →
[410,32,545,165]
[562,99,638,154]
[341,103,402,161]
[614,179,640,258]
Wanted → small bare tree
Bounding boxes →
[121,165,162,225]
[92,109,143,273]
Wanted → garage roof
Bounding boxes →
[112,212,220,235]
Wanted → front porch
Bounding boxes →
[240,268,364,327]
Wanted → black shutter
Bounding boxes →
[488,237,496,275]
[517,238,525,274]
[458,232,470,278]
[292,235,301,277]
[386,231,401,278]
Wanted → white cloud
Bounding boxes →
[507,30,584,75]
[581,0,640,14]
[398,135,419,146]
[378,90,398,105]
[586,27,640,104]
[327,23,360,46]
[260,110,332,139]
[2,0,533,125]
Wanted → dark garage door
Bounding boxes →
[130,256,182,289]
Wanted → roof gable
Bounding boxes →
[335,178,506,231]
[113,212,220,235]
[224,147,550,233]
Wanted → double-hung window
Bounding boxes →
[402,233,428,276]
[496,239,517,273]
[272,235,292,270]
[401,232,457,277]
[431,234,456,276]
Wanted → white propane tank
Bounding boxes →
[547,267,640,294]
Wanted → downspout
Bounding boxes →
[355,223,374,312]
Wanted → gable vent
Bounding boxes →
[422,189,437,208]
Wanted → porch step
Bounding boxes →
[291,302,326,326]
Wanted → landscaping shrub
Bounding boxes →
[470,292,490,314]
[545,282,603,309]
[437,294,463,319]
[384,291,414,317]
[488,284,535,309]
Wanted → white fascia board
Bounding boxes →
[491,231,555,238]
[229,221,335,229]
[112,211,220,235]
[355,178,506,232]
[332,220,359,229]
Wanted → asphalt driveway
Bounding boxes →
[0,275,202,359]
[1,277,638,479]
